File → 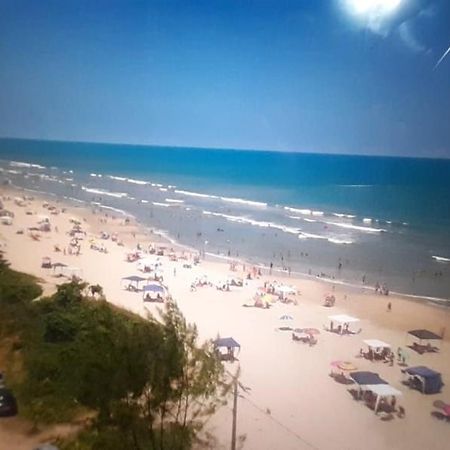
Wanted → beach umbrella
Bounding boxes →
[279,314,294,321]
[331,361,357,371]
[261,293,277,304]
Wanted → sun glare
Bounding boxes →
[344,0,402,16]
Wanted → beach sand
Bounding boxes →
[1,187,450,450]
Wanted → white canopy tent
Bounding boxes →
[368,384,402,414]
[363,339,390,349]
[328,314,360,334]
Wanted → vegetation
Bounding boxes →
[0,252,226,449]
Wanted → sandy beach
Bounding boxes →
[1,187,450,450]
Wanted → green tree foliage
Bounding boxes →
[0,255,226,449]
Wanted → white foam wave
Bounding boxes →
[10,161,46,169]
[312,210,324,216]
[108,175,127,181]
[432,256,450,263]
[81,186,128,198]
[332,213,355,218]
[327,238,353,245]
[94,204,133,216]
[175,190,219,199]
[220,196,267,208]
[90,173,102,178]
[165,198,184,204]
[326,221,386,233]
[152,202,170,207]
[6,170,20,174]
[126,178,148,185]
[363,218,373,224]
[140,199,149,204]
[284,207,312,215]
[159,188,168,192]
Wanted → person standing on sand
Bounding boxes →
[387,302,392,312]
[269,262,273,275]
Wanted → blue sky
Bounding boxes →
[0,0,449,157]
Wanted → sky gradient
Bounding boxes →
[0,0,449,157]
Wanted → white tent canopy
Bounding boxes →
[363,339,391,350]
[367,384,402,397]
[329,314,360,324]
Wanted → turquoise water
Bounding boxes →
[1,138,449,301]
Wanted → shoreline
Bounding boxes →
[5,183,450,309]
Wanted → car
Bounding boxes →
[0,387,18,417]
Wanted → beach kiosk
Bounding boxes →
[214,337,241,362]
[328,314,360,335]
[403,366,444,394]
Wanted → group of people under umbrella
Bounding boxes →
[121,275,168,303]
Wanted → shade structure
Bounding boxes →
[350,371,387,386]
[279,314,294,321]
[122,275,147,283]
[408,329,442,341]
[404,366,444,394]
[143,283,165,293]
[363,339,391,349]
[52,262,67,269]
[329,314,359,324]
[274,285,296,295]
[214,337,240,348]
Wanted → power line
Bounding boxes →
[238,393,320,450]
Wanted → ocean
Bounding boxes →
[1,138,449,303]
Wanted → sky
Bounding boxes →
[0,0,449,157]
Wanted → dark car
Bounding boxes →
[0,387,18,417]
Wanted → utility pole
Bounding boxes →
[231,375,238,450]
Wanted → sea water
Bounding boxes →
[1,138,449,303]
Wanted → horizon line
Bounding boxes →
[0,135,449,161]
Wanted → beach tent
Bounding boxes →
[214,337,241,361]
[350,371,400,414]
[328,314,360,334]
[121,275,147,290]
[214,337,241,349]
[274,285,296,297]
[403,366,444,394]
[408,329,442,352]
[363,339,391,360]
[350,371,388,386]
[52,262,67,275]
[142,282,166,302]
[367,384,403,414]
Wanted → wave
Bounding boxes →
[108,175,127,181]
[363,218,373,224]
[152,202,170,207]
[90,173,102,178]
[165,198,184,204]
[327,237,353,245]
[325,221,386,233]
[332,213,355,218]
[10,161,46,169]
[126,177,148,185]
[81,186,128,198]
[284,207,312,215]
[432,256,450,263]
[312,210,324,216]
[6,169,21,174]
[159,188,168,192]
[92,203,133,217]
[220,196,267,208]
[175,189,219,199]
